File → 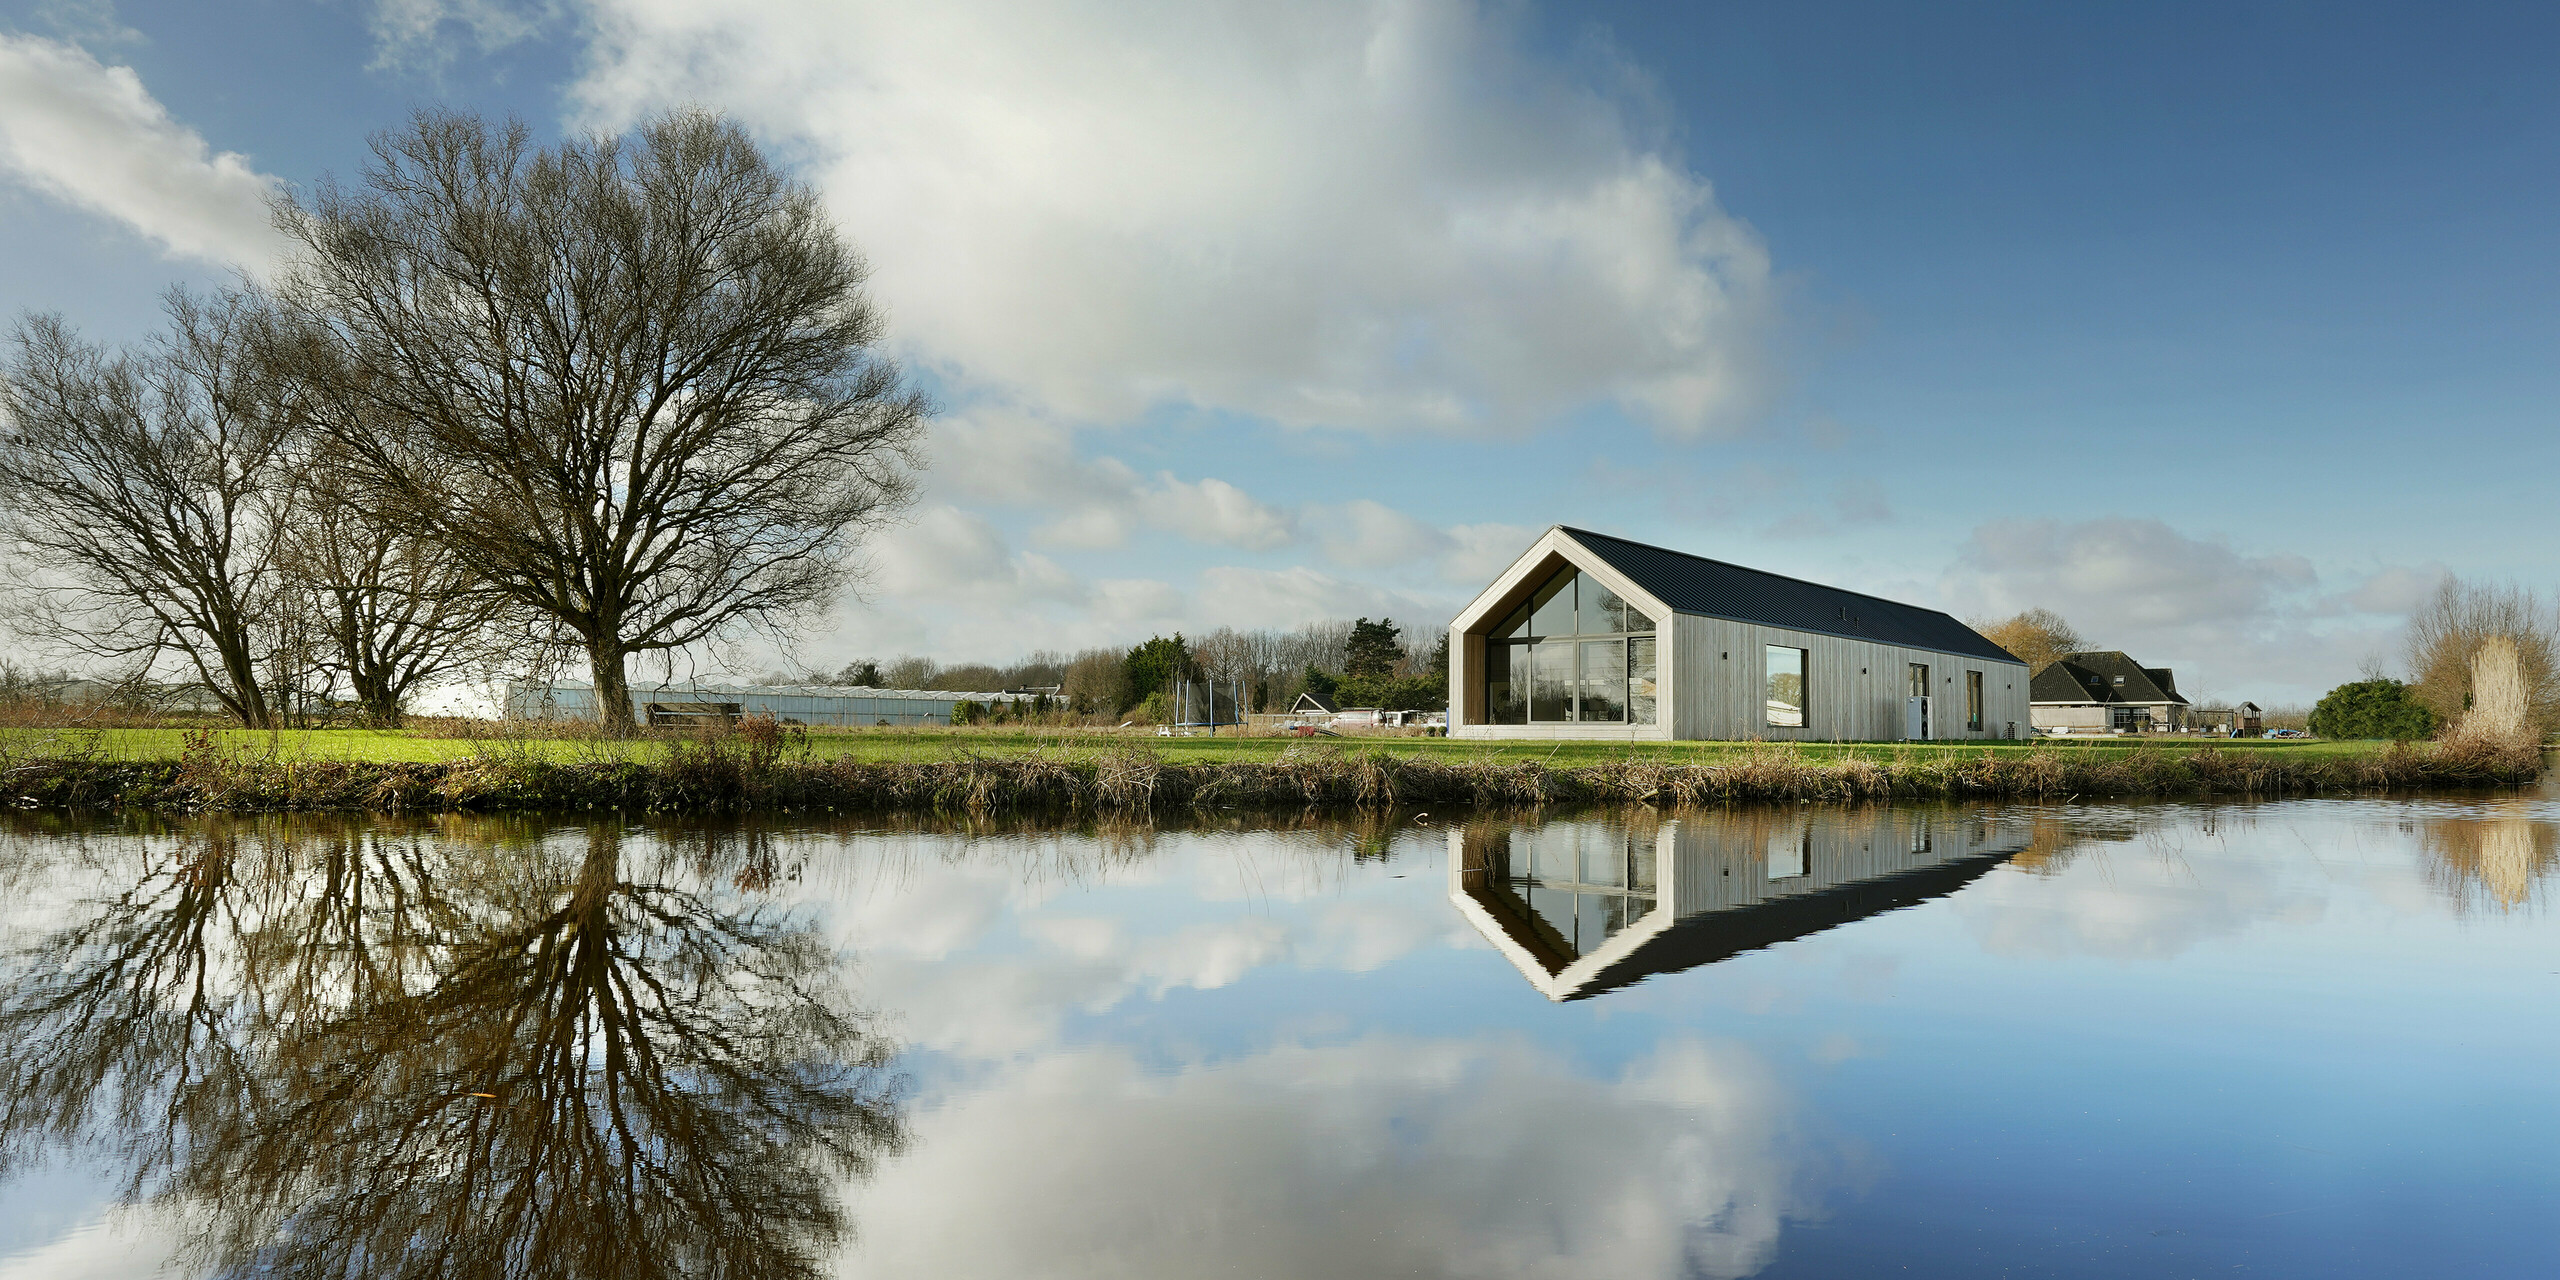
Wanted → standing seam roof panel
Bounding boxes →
[1556,527,2024,666]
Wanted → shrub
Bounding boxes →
[1332,674,1446,712]
[2307,680,2435,740]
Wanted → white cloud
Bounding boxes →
[1197,565,1454,633]
[2341,563,2449,616]
[566,0,1775,437]
[867,505,1088,605]
[1439,522,1539,583]
[0,33,283,268]
[844,1036,1802,1280]
[369,0,563,70]
[1937,516,2442,703]
[32,1,142,46]
[1946,517,2317,632]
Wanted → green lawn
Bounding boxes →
[0,724,2398,768]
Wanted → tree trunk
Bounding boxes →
[352,670,404,728]
[589,644,637,734]
[217,639,276,730]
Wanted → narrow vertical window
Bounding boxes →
[1627,636,1657,726]
[1966,670,1984,731]
[1765,646,1807,728]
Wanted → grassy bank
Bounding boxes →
[1,728,2539,815]
[0,723,2410,767]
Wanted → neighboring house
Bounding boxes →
[1447,526,2030,741]
[2029,652,2190,733]
[1289,691,1340,716]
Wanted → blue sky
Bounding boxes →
[3,0,2554,704]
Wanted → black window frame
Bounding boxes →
[1483,566,1656,726]
[1765,645,1809,729]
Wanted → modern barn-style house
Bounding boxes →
[1446,527,2031,742]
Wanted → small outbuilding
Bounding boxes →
[1446,527,2030,741]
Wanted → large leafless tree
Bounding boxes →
[274,448,506,727]
[0,292,296,728]
[275,110,926,730]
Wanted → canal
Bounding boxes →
[1,788,2553,1278]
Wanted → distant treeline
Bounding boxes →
[770,617,1452,721]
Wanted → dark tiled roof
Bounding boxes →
[2029,651,2188,705]
[1556,527,2024,665]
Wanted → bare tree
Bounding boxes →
[274,452,507,726]
[275,110,926,732]
[2405,576,2559,736]
[0,292,295,727]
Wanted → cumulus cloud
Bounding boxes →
[845,1036,1803,1280]
[566,0,1775,437]
[867,505,1089,605]
[367,0,565,70]
[0,33,283,267]
[2340,563,2450,616]
[1198,565,1456,632]
[1937,516,2442,702]
[924,407,1526,583]
[1945,517,2318,632]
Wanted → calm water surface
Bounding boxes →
[1,791,2554,1279]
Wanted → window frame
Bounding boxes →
[1480,565,1657,726]
[1965,670,1985,731]
[1765,644,1809,729]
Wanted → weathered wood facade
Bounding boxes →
[1447,527,2030,742]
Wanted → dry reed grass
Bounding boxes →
[2436,635,2546,777]
[1,731,2540,816]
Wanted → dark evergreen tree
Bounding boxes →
[1343,618,1402,679]
[2307,679,2436,740]
[1124,635,1189,704]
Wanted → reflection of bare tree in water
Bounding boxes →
[2423,803,2558,912]
[0,819,907,1280]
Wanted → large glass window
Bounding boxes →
[1479,565,1656,725]
[1487,643,1526,724]
[1529,572,1578,639]
[1966,670,1984,731]
[1531,640,1575,722]
[1576,639,1626,723]
[1766,646,1807,728]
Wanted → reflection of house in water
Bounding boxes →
[1450,809,2033,1001]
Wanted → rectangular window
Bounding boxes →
[1765,646,1807,728]
[1627,636,1657,726]
[1576,639,1627,722]
[1908,663,1929,698]
[1487,642,1527,724]
[1966,670,1984,731]
[1531,639,1575,723]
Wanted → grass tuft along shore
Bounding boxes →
[0,724,2541,815]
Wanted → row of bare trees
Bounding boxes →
[0,110,925,730]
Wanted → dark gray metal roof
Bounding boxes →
[1557,526,2024,665]
[2029,652,2188,705]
